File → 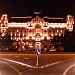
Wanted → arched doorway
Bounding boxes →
[35,42,41,50]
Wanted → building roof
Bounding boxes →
[47,18,66,23]
[8,17,32,23]
[8,16,66,23]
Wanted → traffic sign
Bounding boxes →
[36,49,41,67]
[36,50,41,55]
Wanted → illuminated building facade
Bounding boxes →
[0,14,74,50]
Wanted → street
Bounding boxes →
[0,61,21,75]
[0,52,75,75]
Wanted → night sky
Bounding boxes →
[0,0,74,17]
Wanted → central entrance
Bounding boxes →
[35,42,41,49]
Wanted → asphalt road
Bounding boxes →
[0,61,21,75]
[0,53,75,75]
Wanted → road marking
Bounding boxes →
[63,64,75,75]
[40,58,74,68]
[0,61,22,75]
[1,58,34,68]
[1,58,74,69]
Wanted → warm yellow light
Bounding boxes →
[23,34,24,36]
[55,33,57,35]
[17,38,18,41]
[57,30,59,33]
[61,30,62,33]
[17,29,18,32]
[22,37,24,40]
[19,33,20,36]
[15,33,16,36]
[15,37,16,40]
[59,33,61,36]
[51,33,53,36]
[19,37,20,39]
[11,37,12,40]
[11,34,12,36]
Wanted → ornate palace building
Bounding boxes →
[0,14,74,51]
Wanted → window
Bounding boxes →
[44,37,47,40]
[24,35,26,37]
[44,30,46,32]
[57,30,59,33]
[20,30,22,32]
[13,30,14,32]
[29,36,32,40]
[44,43,47,48]
[53,30,55,33]
[24,30,26,32]
[2,25,5,27]
[50,31,51,33]
[29,30,31,34]
[12,34,14,36]
[20,34,22,36]
[9,30,10,32]
[61,30,62,33]
[29,30,31,32]
[17,29,18,32]
[2,30,4,32]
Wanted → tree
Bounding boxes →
[0,32,13,51]
[50,35,64,51]
[50,30,75,52]
[64,31,75,52]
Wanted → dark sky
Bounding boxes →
[0,0,74,17]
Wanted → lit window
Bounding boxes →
[22,37,24,40]
[17,38,18,41]
[19,37,20,39]
[23,34,24,36]
[61,30,62,33]
[17,29,18,32]
[19,33,20,36]
[59,34,61,36]
[57,30,59,33]
[11,34,12,36]
[55,33,57,35]
[11,37,12,40]
[51,33,53,36]
[15,37,16,40]
[15,33,16,36]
